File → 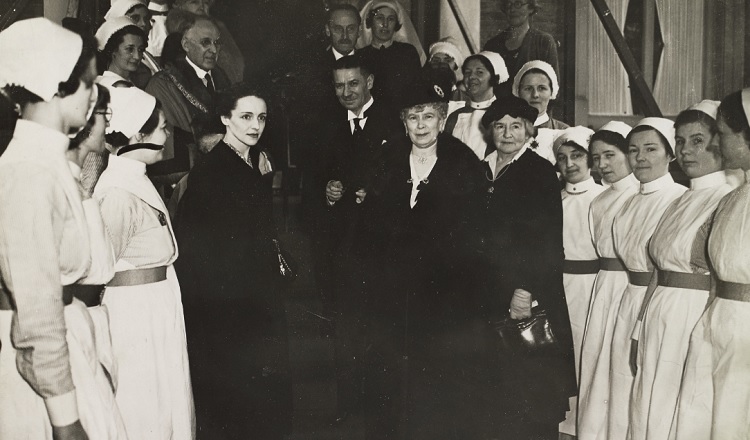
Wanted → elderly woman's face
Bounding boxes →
[675,122,722,179]
[628,129,671,183]
[717,114,750,170]
[403,104,445,149]
[518,72,552,116]
[557,144,590,184]
[505,0,534,27]
[111,34,145,74]
[491,115,529,155]
[430,53,457,71]
[463,58,493,102]
[222,95,267,147]
[591,140,631,184]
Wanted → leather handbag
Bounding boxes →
[272,239,297,281]
[493,306,559,356]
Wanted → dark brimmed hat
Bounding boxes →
[481,95,538,128]
[400,65,453,110]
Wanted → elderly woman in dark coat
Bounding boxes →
[365,71,494,440]
[478,96,576,440]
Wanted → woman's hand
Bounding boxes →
[355,188,366,204]
[325,180,345,204]
[509,288,533,319]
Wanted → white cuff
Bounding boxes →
[631,319,642,342]
[45,389,79,427]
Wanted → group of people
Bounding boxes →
[1,1,750,440]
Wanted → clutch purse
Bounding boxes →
[272,239,297,281]
[493,306,559,356]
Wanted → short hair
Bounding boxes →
[590,129,628,155]
[2,33,97,107]
[365,5,402,31]
[718,90,750,143]
[100,25,148,70]
[332,53,373,78]
[462,54,500,86]
[674,109,719,138]
[182,15,218,36]
[69,84,111,150]
[105,100,163,147]
[484,118,537,150]
[327,3,361,24]
[399,102,449,122]
[215,82,269,118]
[627,125,674,158]
[502,0,540,15]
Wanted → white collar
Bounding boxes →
[565,176,599,194]
[67,160,82,180]
[107,153,147,176]
[534,112,550,127]
[483,143,529,176]
[185,55,209,79]
[371,39,393,49]
[332,47,354,60]
[12,119,70,155]
[469,95,496,110]
[148,2,168,12]
[640,172,674,194]
[611,172,639,191]
[690,170,727,190]
[347,97,374,120]
[411,143,437,158]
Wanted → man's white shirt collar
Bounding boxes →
[332,47,354,60]
[185,55,210,81]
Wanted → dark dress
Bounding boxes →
[358,41,422,113]
[365,133,498,439]
[173,141,292,439]
[479,147,576,438]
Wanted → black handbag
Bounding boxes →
[272,239,297,281]
[493,306,559,356]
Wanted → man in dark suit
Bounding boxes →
[145,15,230,174]
[317,53,402,424]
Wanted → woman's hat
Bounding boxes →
[688,99,720,120]
[106,86,156,138]
[598,121,631,139]
[400,66,452,110]
[633,117,676,155]
[96,16,138,51]
[553,126,595,155]
[481,95,538,128]
[428,38,465,80]
[0,18,83,102]
[512,60,559,99]
[466,51,509,84]
[105,0,146,20]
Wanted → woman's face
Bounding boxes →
[111,34,145,74]
[675,121,722,179]
[557,144,590,184]
[131,110,169,164]
[142,110,170,146]
[591,140,631,184]
[403,104,445,149]
[491,115,529,156]
[505,0,534,27]
[221,95,267,147]
[628,129,672,183]
[518,72,552,116]
[126,5,152,34]
[463,58,494,102]
[372,6,398,44]
[717,114,750,171]
[178,0,210,15]
[61,56,97,131]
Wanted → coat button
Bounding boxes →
[487,187,494,194]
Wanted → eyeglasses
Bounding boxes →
[329,24,359,36]
[188,38,222,50]
[505,1,529,9]
[95,108,113,123]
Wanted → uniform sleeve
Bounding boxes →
[96,188,143,262]
[78,198,115,284]
[0,166,79,425]
[145,73,193,133]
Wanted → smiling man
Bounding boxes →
[145,15,229,172]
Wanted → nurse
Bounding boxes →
[608,118,687,440]
[628,101,731,440]
[577,121,637,440]
[553,126,605,438]
[94,87,195,439]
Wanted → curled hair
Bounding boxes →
[718,90,750,143]
[590,129,628,155]
[399,102,449,122]
[69,84,110,150]
[627,125,674,158]
[1,33,97,107]
[100,25,148,71]
[462,54,500,86]
[674,109,718,138]
[215,82,268,118]
[483,118,537,150]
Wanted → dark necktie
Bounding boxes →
[205,73,215,94]
[353,117,363,134]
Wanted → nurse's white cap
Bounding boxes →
[633,117,676,154]
[553,125,595,154]
[688,99,720,120]
[598,120,632,139]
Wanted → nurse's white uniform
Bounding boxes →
[577,173,638,440]
[608,173,686,440]
[558,176,605,436]
[629,171,730,440]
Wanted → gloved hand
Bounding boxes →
[510,288,533,319]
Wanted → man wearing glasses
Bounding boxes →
[483,0,559,97]
[146,15,230,172]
